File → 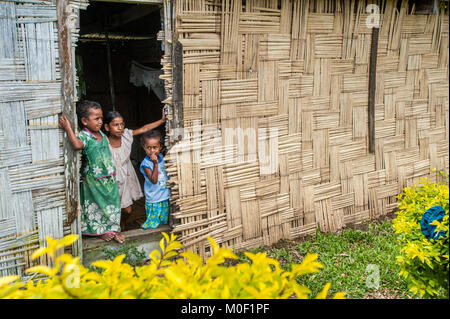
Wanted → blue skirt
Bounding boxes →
[142,200,169,229]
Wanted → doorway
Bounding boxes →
[76,1,166,231]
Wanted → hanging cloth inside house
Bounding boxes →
[420,205,447,241]
[129,60,165,101]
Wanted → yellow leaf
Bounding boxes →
[162,232,169,244]
[207,236,219,254]
[332,291,346,299]
[149,250,161,262]
[0,275,19,287]
[180,251,202,267]
[292,283,311,299]
[45,236,58,250]
[166,241,182,252]
[82,272,102,282]
[221,285,230,299]
[91,260,112,269]
[315,282,331,299]
[164,268,184,288]
[291,253,323,277]
[113,254,126,265]
[31,247,48,260]
[56,253,75,264]
[25,265,55,276]
[159,237,165,254]
[56,234,79,249]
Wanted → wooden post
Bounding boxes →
[368,26,379,154]
[103,12,116,111]
[105,30,116,110]
[171,0,183,142]
[172,39,183,141]
[56,0,82,258]
[162,0,171,150]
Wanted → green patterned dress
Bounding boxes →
[78,128,121,236]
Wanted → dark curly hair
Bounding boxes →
[141,130,167,155]
[104,111,123,125]
[76,100,102,128]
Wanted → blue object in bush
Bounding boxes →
[420,206,447,241]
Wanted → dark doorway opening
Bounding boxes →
[77,1,165,231]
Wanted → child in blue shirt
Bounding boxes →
[139,130,171,229]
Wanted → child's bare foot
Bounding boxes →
[98,233,115,242]
[113,232,125,244]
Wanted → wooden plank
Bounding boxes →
[0,1,18,59]
[56,0,81,258]
[0,169,13,220]
[0,102,27,148]
[368,26,379,153]
[171,39,184,141]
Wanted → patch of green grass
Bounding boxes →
[233,220,418,299]
[102,241,147,266]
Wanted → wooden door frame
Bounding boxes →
[56,0,179,258]
[56,0,82,258]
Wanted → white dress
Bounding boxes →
[108,128,143,209]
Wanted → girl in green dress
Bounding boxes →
[59,100,125,244]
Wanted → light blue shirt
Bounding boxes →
[139,154,171,204]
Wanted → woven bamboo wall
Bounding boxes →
[162,0,449,258]
[0,0,87,278]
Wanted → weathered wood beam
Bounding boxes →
[56,0,82,257]
[368,26,379,154]
[171,39,183,142]
[105,31,116,110]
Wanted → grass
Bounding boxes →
[232,219,418,299]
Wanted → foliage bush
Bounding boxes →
[393,171,449,298]
[0,233,345,299]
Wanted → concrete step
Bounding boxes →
[81,225,171,268]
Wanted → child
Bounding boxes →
[103,108,165,231]
[58,100,124,244]
[139,130,171,229]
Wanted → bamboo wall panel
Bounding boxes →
[164,0,449,258]
[0,0,87,279]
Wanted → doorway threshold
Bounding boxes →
[82,224,171,267]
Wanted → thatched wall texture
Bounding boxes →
[1,0,448,276]
[0,0,87,278]
[163,0,449,258]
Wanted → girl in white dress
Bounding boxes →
[104,108,165,231]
